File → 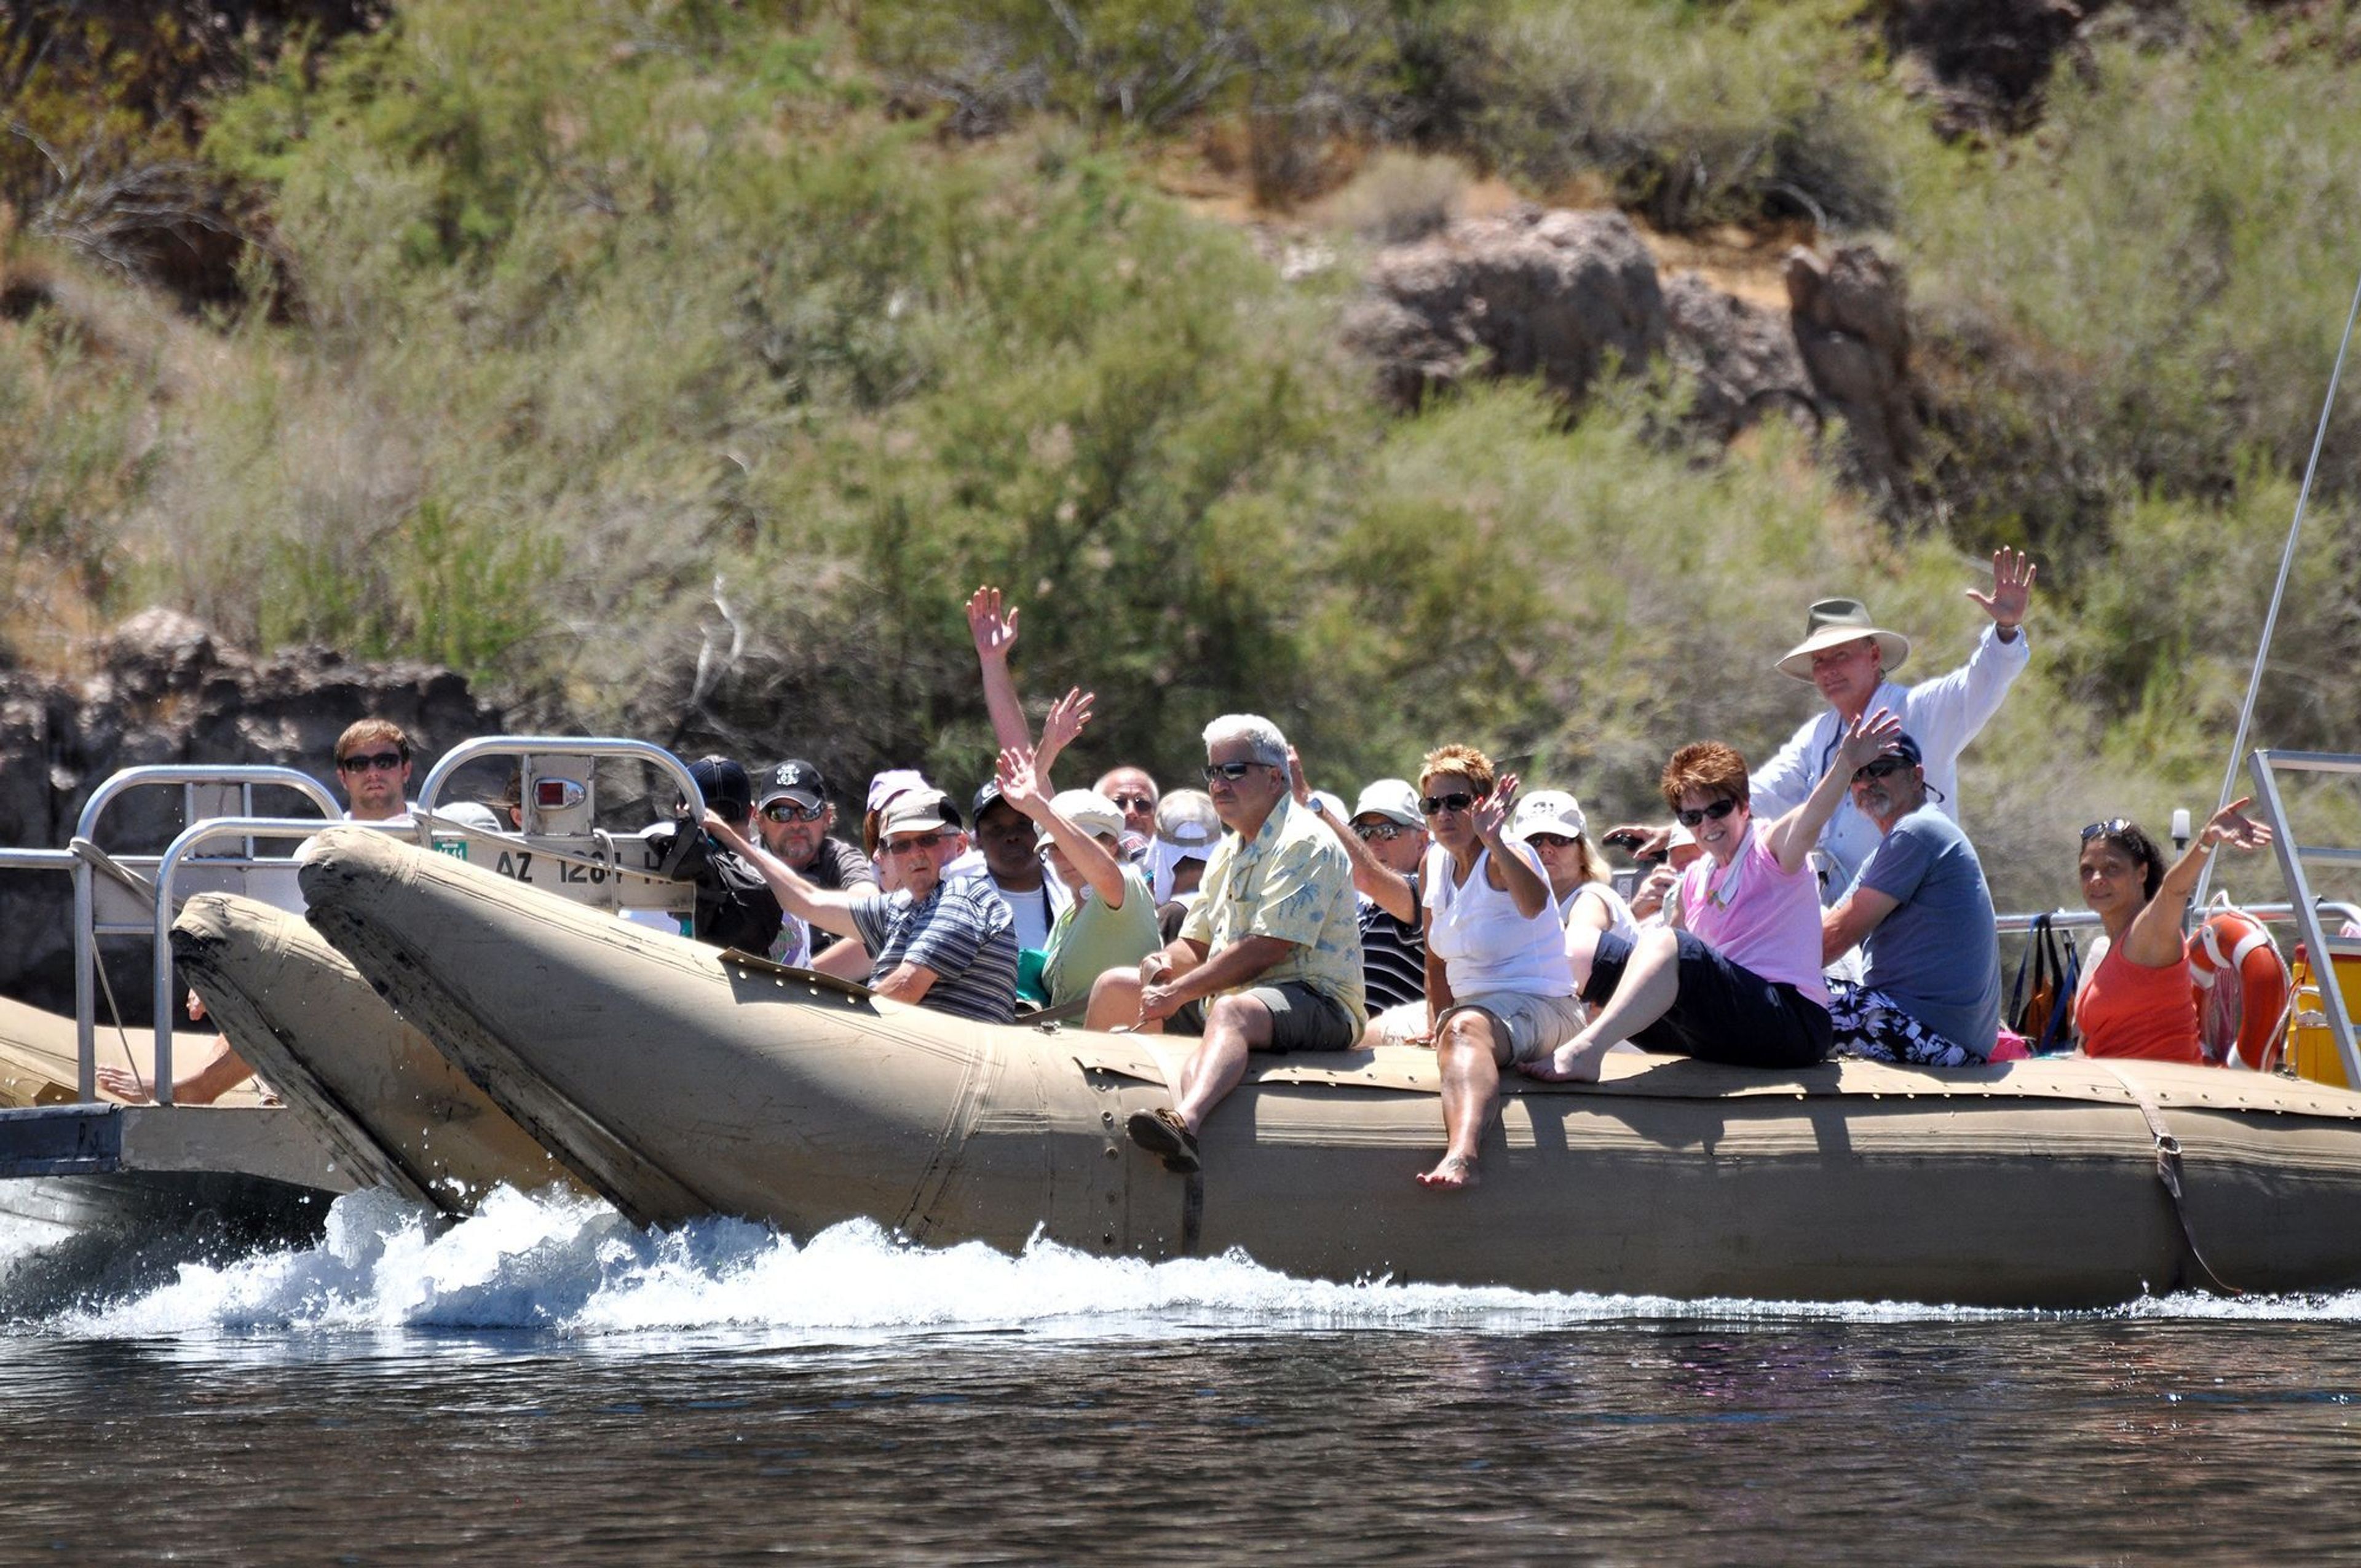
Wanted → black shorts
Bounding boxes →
[1583,929,1832,1068]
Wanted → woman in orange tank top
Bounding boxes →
[2072,804,2274,1062]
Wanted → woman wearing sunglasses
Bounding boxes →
[2073,805,2273,1061]
[1412,745,1585,1190]
[1524,710,1901,1084]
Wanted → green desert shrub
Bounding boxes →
[1900,4,2361,552]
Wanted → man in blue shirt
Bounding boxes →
[1818,732,2003,1065]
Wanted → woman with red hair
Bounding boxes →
[1524,711,1899,1083]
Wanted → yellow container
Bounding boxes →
[2287,946,2361,1088]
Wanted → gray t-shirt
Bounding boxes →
[1854,806,2003,1052]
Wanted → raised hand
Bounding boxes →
[2204,797,2275,853]
[1286,745,1311,807]
[1035,687,1093,778]
[1471,772,1518,844]
[996,744,1046,814]
[1832,707,1903,777]
[702,807,750,851]
[1966,548,2037,633]
[965,585,1019,662]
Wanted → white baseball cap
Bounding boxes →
[1509,790,1588,842]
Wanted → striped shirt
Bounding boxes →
[848,879,1019,1024]
[1359,876,1427,1012]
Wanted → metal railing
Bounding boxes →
[0,742,711,1104]
[70,768,343,1103]
[2245,750,2361,1085]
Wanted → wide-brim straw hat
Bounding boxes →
[1776,598,1912,682]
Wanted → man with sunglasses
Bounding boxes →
[1091,715,1365,1174]
[753,760,874,956]
[1816,732,2001,1064]
[331,719,421,825]
[710,788,1018,1023]
[1094,767,1162,850]
[1752,550,2035,902]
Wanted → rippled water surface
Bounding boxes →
[2,1189,2357,1564]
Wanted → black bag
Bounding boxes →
[2008,913,2082,1053]
[694,844,785,956]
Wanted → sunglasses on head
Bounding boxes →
[1420,791,1480,817]
[885,830,949,855]
[338,750,406,773]
[1851,757,1911,783]
[1353,822,1404,842]
[1675,798,1741,829]
[762,800,825,823]
[2080,818,2134,841]
[1109,793,1155,812]
[1203,760,1267,783]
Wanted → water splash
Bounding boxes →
[17,1186,2361,1340]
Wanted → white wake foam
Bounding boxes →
[27,1186,2361,1339]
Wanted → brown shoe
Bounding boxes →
[1125,1107,1201,1174]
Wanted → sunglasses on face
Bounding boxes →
[1109,793,1155,812]
[1353,822,1404,842]
[1851,758,1910,783]
[762,801,825,823]
[1675,798,1741,829]
[1203,760,1268,783]
[2081,818,2134,841]
[338,750,406,774]
[1526,833,1576,850]
[885,830,949,855]
[1420,791,1482,817]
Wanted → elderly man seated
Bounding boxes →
[710,789,1019,1023]
[1817,732,2003,1066]
[1086,715,1364,1174]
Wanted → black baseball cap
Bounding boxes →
[759,759,827,809]
[689,756,753,822]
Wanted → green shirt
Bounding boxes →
[1180,796,1366,1037]
[1042,862,1161,1008]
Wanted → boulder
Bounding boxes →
[1661,272,1817,441]
[1344,207,1667,408]
[0,610,501,1016]
[1786,245,1919,503]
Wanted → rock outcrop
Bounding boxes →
[1347,208,1922,504]
[1786,245,1919,503]
[1343,207,1667,408]
[0,608,500,1014]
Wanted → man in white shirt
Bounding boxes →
[1750,549,2035,902]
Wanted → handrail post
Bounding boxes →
[2249,748,2361,1087]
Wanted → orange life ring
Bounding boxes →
[2187,909,2292,1070]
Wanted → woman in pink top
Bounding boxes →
[1524,710,1900,1083]
[2073,804,2273,1062]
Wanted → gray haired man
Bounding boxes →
[1086,714,1365,1173]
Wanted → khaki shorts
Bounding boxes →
[1169,981,1361,1053]
[1434,990,1588,1066]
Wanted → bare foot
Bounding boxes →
[1520,1040,1604,1083]
[1416,1153,1481,1190]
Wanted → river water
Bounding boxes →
[2,1187,2355,1563]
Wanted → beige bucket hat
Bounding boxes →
[1776,598,1912,682]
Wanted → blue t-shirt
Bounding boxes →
[1854,806,2003,1052]
[849,879,1019,1024]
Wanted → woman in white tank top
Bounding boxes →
[1413,745,1584,1193]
